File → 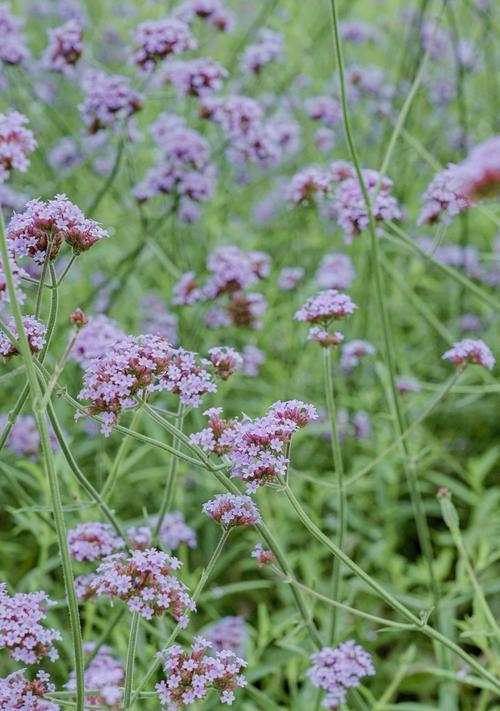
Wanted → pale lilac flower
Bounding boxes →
[200,95,263,138]
[315,127,336,152]
[48,137,82,172]
[131,18,196,72]
[93,548,195,623]
[396,376,420,393]
[352,411,371,440]
[308,641,375,708]
[80,71,142,133]
[418,164,472,225]
[174,0,235,33]
[0,111,36,183]
[205,306,231,329]
[0,414,57,459]
[127,526,153,550]
[141,295,178,344]
[68,522,124,561]
[0,3,30,65]
[251,543,276,568]
[278,267,304,290]
[74,574,98,602]
[242,344,265,377]
[205,616,246,656]
[0,583,61,664]
[295,290,357,323]
[240,29,283,75]
[458,136,500,201]
[286,166,330,205]
[442,339,495,369]
[70,315,126,368]
[190,407,240,455]
[308,327,344,348]
[66,643,124,709]
[315,253,355,290]
[305,96,341,126]
[460,313,482,332]
[0,251,27,304]
[205,245,270,298]
[7,194,108,263]
[203,494,261,528]
[340,20,379,44]
[157,512,197,550]
[156,637,246,708]
[161,57,227,97]
[0,670,60,711]
[340,340,375,373]
[172,271,204,306]
[207,346,243,380]
[0,315,46,359]
[43,20,83,73]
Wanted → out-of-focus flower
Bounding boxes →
[278,266,304,290]
[156,512,197,550]
[0,414,58,459]
[66,643,124,709]
[295,290,357,323]
[131,18,196,72]
[240,29,283,75]
[80,70,142,133]
[286,166,330,205]
[68,522,124,562]
[70,315,125,368]
[0,251,26,304]
[242,344,265,376]
[252,542,276,568]
[396,376,420,393]
[160,57,227,97]
[174,0,235,33]
[442,339,494,369]
[43,20,83,74]
[207,346,243,380]
[0,3,30,65]
[305,96,341,126]
[0,111,36,183]
[315,253,355,290]
[340,340,375,373]
[205,616,246,656]
[308,641,375,708]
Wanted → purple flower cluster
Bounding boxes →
[0,251,27,304]
[340,340,375,374]
[442,338,495,370]
[67,522,124,562]
[0,583,61,664]
[205,615,246,656]
[77,334,216,435]
[278,267,304,291]
[242,344,265,376]
[127,526,153,551]
[0,670,59,711]
[141,295,179,345]
[286,166,330,205]
[174,0,235,33]
[66,643,124,709]
[305,96,342,127]
[131,18,196,72]
[7,194,108,264]
[295,290,357,324]
[156,636,246,708]
[240,28,283,75]
[70,315,126,368]
[0,315,46,359]
[0,414,58,459]
[43,20,83,74]
[0,3,30,65]
[308,641,375,708]
[80,70,142,133]
[307,327,344,348]
[203,493,261,528]
[190,407,241,455]
[93,548,195,624]
[161,57,227,98]
[74,573,98,602]
[417,164,472,225]
[252,543,276,568]
[0,111,36,183]
[206,346,243,380]
[315,252,355,290]
[157,512,197,550]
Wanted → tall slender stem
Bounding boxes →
[153,406,185,541]
[123,611,141,710]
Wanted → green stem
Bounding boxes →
[323,347,346,643]
[0,212,84,710]
[101,409,142,501]
[153,406,185,541]
[123,611,141,710]
[86,138,124,217]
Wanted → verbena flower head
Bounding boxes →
[305,96,342,126]
[204,245,270,298]
[242,345,264,377]
[74,574,98,602]
[70,315,126,368]
[278,267,304,290]
[131,18,196,72]
[308,641,375,709]
[307,327,344,348]
[340,340,375,373]
[207,346,243,380]
[252,543,276,568]
[190,407,241,455]
[7,195,108,264]
[172,271,204,305]
[286,166,330,205]
[442,339,495,369]
[0,4,30,65]
[0,111,36,183]
[0,414,57,460]
[200,95,263,138]
[458,135,500,201]
[93,548,195,624]
[203,494,261,528]
[0,670,60,711]
[174,0,235,33]
[0,251,26,305]
[240,28,283,75]
[77,335,216,435]
[396,376,421,393]
[417,164,471,225]
[226,291,267,329]
[157,512,197,550]
[229,400,318,491]
[80,71,142,133]
[0,315,46,360]
[315,252,355,290]
[66,643,124,709]
[295,290,357,324]
[141,295,178,344]
[43,20,83,74]
[161,57,227,97]
[68,522,124,562]
[205,616,246,656]
[0,583,61,664]
[156,636,246,708]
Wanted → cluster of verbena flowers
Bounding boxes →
[0,3,29,65]
[0,414,57,459]
[131,17,197,72]
[442,338,495,370]
[174,0,235,33]
[315,252,355,290]
[156,512,198,550]
[308,641,375,709]
[0,583,61,664]
[92,548,195,624]
[67,522,125,561]
[251,543,276,568]
[65,643,124,709]
[156,636,247,708]
[206,346,243,380]
[340,340,376,374]
[203,493,261,528]
[0,315,46,359]
[240,28,283,74]
[160,57,227,98]
[80,70,142,133]
[0,670,60,711]
[0,111,36,183]
[205,615,246,656]
[70,314,126,368]
[42,19,83,74]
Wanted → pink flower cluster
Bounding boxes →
[0,111,36,183]
[7,195,108,264]
[156,636,246,708]
[0,3,29,65]
[206,346,243,380]
[307,327,344,348]
[141,295,179,345]
[340,340,375,374]
[190,407,241,455]
[278,267,304,290]
[0,583,61,664]
[0,414,58,460]
[161,57,227,98]
[442,338,495,370]
[286,166,330,205]
[305,96,342,127]
[0,251,27,305]
[203,493,261,528]
[156,512,197,550]
[77,334,216,435]
[70,315,126,368]
[242,344,265,377]
[240,28,283,75]
[174,0,235,33]
[131,18,196,72]
[93,548,195,624]
[66,643,124,709]
[0,315,46,359]
[74,573,98,602]
[295,290,357,323]
[43,20,83,74]
[308,641,375,709]
[315,252,355,290]
[251,543,276,568]
[205,615,246,656]
[417,164,472,225]
[0,670,60,711]
[80,71,142,133]
[67,522,124,561]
